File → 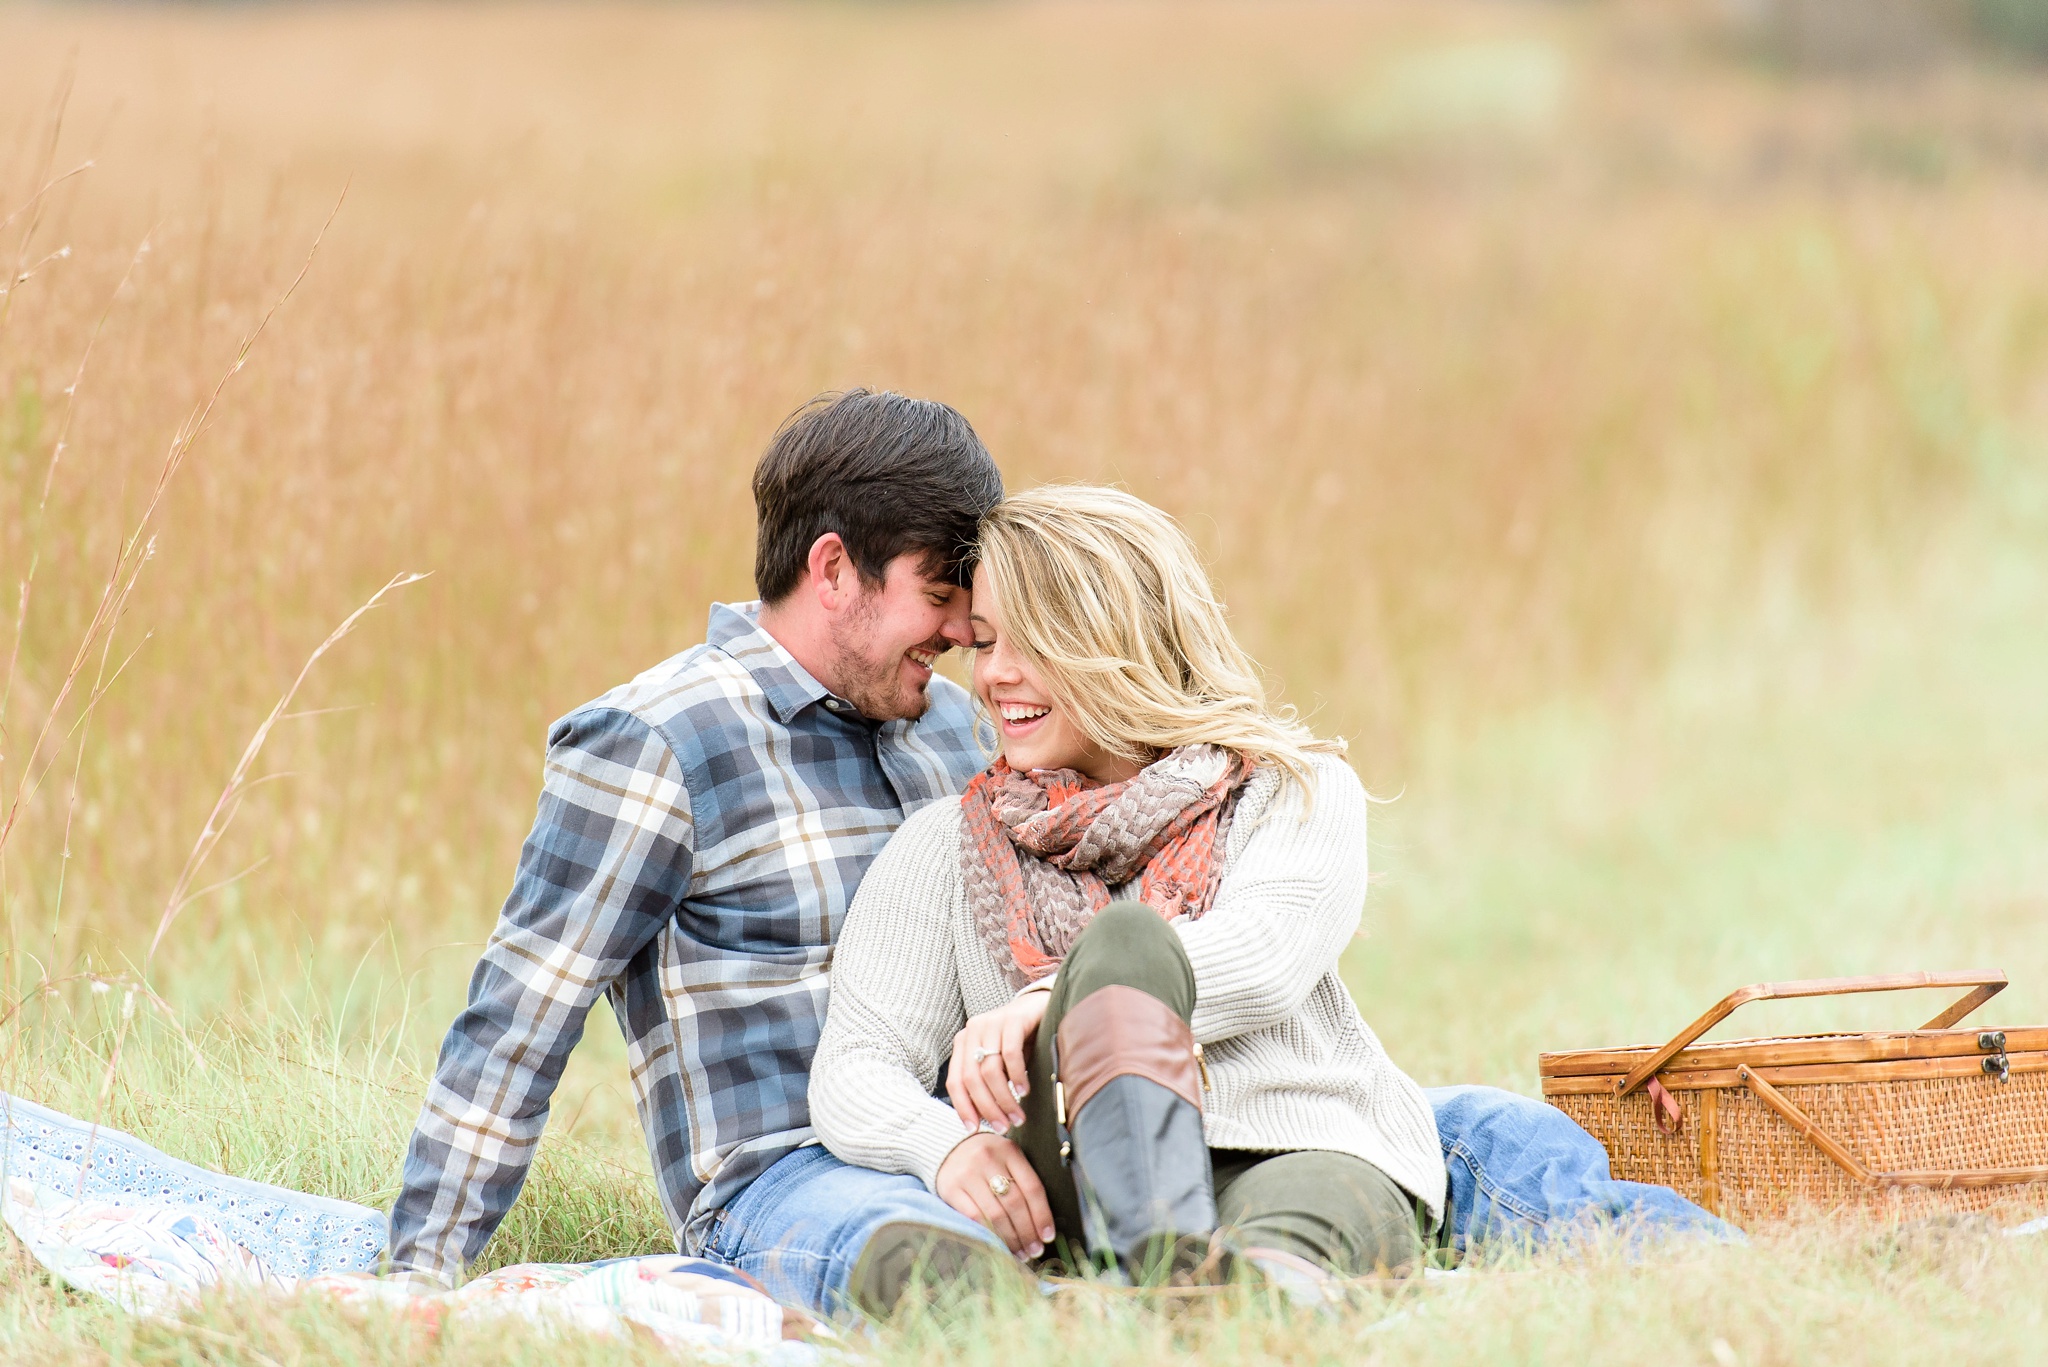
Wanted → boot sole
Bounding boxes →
[846,1219,1015,1319]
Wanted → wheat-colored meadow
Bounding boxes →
[3,1,2048,1361]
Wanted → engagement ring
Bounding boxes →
[987,1174,1012,1197]
[971,1047,993,1064]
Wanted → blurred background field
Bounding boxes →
[2,0,2047,1360]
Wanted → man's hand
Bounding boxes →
[947,991,1050,1132]
[935,1133,1055,1257]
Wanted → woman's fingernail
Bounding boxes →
[1009,1081,1028,1099]
[1008,1112,1025,1128]
[1040,1225,1056,1242]
[1026,1242,1043,1258]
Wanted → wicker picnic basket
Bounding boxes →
[1539,972,2048,1228]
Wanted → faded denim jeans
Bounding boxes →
[698,1144,1002,1317]
[1426,1085,1742,1253]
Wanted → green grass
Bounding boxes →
[0,998,673,1276]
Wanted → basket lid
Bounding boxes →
[1540,1025,2048,1079]
[1545,972,2018,1096]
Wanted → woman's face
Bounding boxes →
[968,567,1143,785]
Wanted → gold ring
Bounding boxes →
[988,1173,1012,1198]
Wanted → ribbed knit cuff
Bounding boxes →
[903,1101,978,1192]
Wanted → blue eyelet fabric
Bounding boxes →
[1,1092,385,1277]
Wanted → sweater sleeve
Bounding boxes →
[1176,753,1370,1045]
[811,801,978,1191]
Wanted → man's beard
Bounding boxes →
[827,592,931,723]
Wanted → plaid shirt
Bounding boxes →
[387,602,987,1280]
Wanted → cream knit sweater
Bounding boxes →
[810,752,1445,1218]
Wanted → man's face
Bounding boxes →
[826,553,975,721]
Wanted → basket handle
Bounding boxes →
[1615,971,2008,1098]
[1738,1065,2048,1190]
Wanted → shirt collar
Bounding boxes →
[706,600,841,724]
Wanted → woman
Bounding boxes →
[810,485,1442,1285]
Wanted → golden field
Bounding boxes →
[3,1,2048,1361]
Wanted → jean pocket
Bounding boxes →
[693,1209,732,1261]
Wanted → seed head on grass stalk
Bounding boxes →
[146,568,429,967]
[0,66,83,338]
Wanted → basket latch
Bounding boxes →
[1646,1076,1684,1136]
[1980,1031,2011,1083]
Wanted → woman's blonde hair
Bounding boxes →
[972,484,1342,787]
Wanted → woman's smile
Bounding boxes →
[994,698,1053,738]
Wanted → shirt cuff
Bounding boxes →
[1012,977,1056,1000]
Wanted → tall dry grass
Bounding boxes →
[2,0,2039,986]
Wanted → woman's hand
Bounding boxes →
[947,991,1050,1131]
[935,1133,1055,1257]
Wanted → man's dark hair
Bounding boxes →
[752,389,1003,602]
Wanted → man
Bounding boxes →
[388,389,1009,1316]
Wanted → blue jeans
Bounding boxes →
[697,1143,1002,1317]
[1427,1085,1741,1252]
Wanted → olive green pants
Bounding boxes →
[1011,901,1424,1275]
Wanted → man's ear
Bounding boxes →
[806,533,859,613]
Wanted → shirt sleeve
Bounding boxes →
[385,707,694,1280]
[1174,755,1369,1046]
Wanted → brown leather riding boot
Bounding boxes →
[1054,983,1221,1283]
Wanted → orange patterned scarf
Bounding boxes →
[959,745,1254,989]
